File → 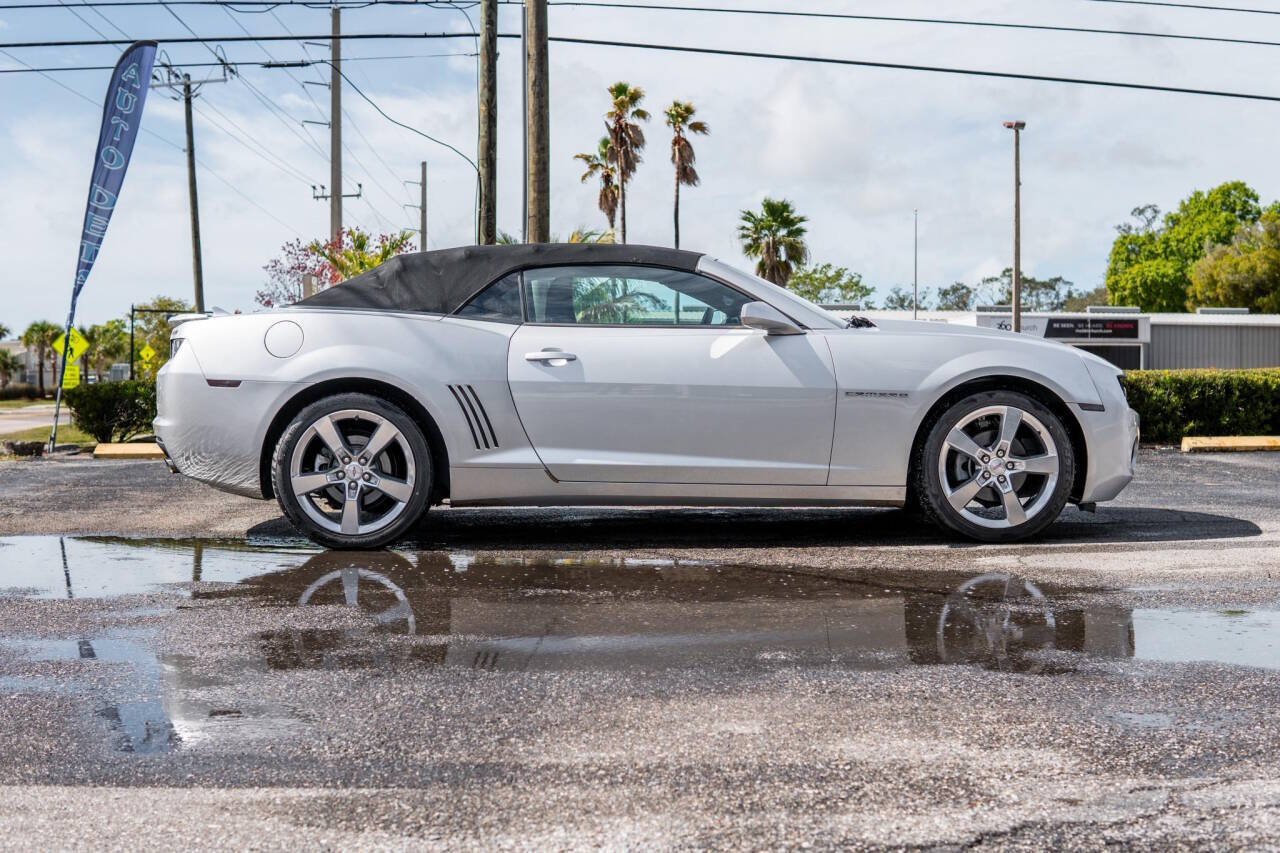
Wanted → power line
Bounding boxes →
[542,2,1280,51]
[0,32,476,48]
[0,52,474,73]
[1082,0,1280,15]
[0,45,304,236]
[520,33,1280,104]
[0,0,478,7]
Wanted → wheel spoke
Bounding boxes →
[292,472,333,496]
[945,429,988,463]
[1014,453,1058,475]
[373,475,413,503]
[361,420,400,462]
[1000,487,1027,526]
[314,415,350,460]
[341,488,361,534]
[947,476,985,511]
[997,407,1025,448]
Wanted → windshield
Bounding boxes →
[695,257,847,330]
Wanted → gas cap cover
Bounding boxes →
[264,320,304,358]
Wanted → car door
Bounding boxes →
[505,263,837,485]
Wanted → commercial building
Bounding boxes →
[828,307,1280,370]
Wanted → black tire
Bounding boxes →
[272,392,432,549]
[912,390,1075,543]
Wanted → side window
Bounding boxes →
[521,265,750,326]
[454,272,523,324]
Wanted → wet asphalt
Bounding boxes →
[0,448,1279,849]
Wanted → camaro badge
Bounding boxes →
[845,390,910,399]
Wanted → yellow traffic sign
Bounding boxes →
[140,344,157,363]
[61,364,80,389]
[53,327,89,363]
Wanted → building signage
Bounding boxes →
[1044,317,1140,339]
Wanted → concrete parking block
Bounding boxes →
[92,442,166,460]
[1181,436,1280,453]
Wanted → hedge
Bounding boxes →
[64,380,156,444]
[0,383,40,401]
[1121,368,1280,444]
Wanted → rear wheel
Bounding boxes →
[914,390,1074,542]
[272,393,432,549]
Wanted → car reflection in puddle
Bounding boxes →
[192,550,1136,675]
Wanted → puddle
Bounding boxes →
[0,537,1276,678]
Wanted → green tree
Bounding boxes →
[574,137,619,233]
[976,268,1080,312]
[1190,210,1280,313]
[312,227,415,281]
[0,350,21,388]
[737,197,810,286]
[883,286,930,311]
[788,263,873,307]
[1062,284,1109,312]
[82,319,129,381]
[0,323,10,341]
[664,100,708,249]
[129,296,192,381]
[934,281,974,311]
[1105,181,1267,311]
[605,82,649,244]
[21,320,59,396]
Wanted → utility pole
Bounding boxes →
[525,0,549,243]
[1003,120,1026,333]
[182,74,205,313]
[478,0,497,244]
[330,6,342,240]
[912,208,918,321]
[404,161,428,249]
[520,4,528,242]
[151,60,228,313]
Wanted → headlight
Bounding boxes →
[1116,374,1128,403]
[170,337,184,358]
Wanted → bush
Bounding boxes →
[64,380,156,444]
[0,383,40,401]
[1121,368,1280,443]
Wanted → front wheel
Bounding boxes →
[914,391,1075,542]
[272,393,432,549]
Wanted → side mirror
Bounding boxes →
[740,301,804,336]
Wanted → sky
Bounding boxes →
[2,0,1280,333]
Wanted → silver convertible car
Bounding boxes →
[155,244,1139,548]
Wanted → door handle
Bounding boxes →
[525,349,578,364]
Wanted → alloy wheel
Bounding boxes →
[935,405,1060,529]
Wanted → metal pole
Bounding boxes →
[182,74,205,313]
[420,160,428,248]
[525,0,549,243]
[46,300,75,453]
[1003,121,1025,333]
[329,6,342,241]
[478,0,497,244]
[129,305,135,380]
[912,208,918,320]
[520,2,528,243]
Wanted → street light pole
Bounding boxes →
[1003,120,1026,333]
[913,208,918,321]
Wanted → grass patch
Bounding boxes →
[0,398,51,409]
[0,424,96,447]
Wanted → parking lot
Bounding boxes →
[2,448,1279,848]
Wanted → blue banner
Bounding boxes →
[73,39,157,301]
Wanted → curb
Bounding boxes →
[93,443,166,460]
[1180,436,1280,453]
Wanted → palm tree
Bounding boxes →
[83,320,128,381]
[737,197,810,287]
[572,275,665,324]
[574,137,620,233]
[0,323,10,341]
[604,82,649,244]
[0,350,21,388]
[21,320,59,396]
[566,227,616,244]
[664,101,709,249]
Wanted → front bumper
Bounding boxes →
[1079,405,1140,504]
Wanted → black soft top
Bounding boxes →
[294,243,705,315]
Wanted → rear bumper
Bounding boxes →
[154,351,300,499]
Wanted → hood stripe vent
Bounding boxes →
[448,384,499,450]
